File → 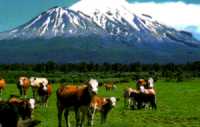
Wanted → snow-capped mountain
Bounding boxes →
[1,0,198,45]
[0,0,200,63]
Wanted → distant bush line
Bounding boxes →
[0,61,200,83]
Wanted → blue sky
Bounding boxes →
[0,0,200,39]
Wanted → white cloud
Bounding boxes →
[128,2,200,39]
[129,2,200,29]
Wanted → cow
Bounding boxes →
[136,79,147,90]
[136,77,155,90]
[29,77,48,99]
[56,79,98,127]
[104,83,116,91]
[38,83,52,107]
[8,96,36,120]
[87,96,119,126]
[17,77,30,97]
[0,78,6,96]
[130,89,157,110]
[123,88,139,109]
[0,96,36,127]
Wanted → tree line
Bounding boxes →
[0,61,200,73]
[0,61,200,83]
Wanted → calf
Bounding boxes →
[0,97,36,127]
[123,88,139,109]
[56,79,98,127]
[30,77,48,99]
[88,96,119,126]
[0,78,6,96]
[38,83,52,107]
[104,83,116,91]
[17,77,30,97]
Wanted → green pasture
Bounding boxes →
[1,79,200,127]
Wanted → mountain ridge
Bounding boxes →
[0,0,200,63]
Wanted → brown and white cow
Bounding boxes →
[30,77,48,99]
[17,77,30,97]
[0,78,6,96]
[0,96,36,127]
[56,79,98,127]
[124,86,156,110]
[136,77,155,90]
[130,88,157,110]
[88,96,119,126]
[38,83,52,107]
[123,88,139,109]
[8,96,36,120]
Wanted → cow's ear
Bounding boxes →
[39,83,43,87]
[106,98,111,103]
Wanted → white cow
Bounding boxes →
[29,77,48,98]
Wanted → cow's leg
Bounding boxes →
[88,107,95,127]
[23,88,27,98]
[19,87,23,96]
[91,108,96,126]
[32,87,35,98]
[87,108,92,126]
[101,110,109,124]
[64,109,70,127]
[44,95,48,107]
[80,107,87,127]
[151,95,157,110]
[57,102,64,127]
[75,108,81,127]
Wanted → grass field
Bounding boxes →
[1,79,200,127]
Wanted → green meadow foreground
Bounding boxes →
[1,79,200,127]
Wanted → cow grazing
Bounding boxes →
[30,77,48,98]
[0,78,6,96]
[88,96,119,126]
[17,77,30,97]
[0,96,36,127]
[56,79,98,127]
[104,83,116,91]
[38,83,53,107]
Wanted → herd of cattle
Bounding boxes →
[0,77,156,127]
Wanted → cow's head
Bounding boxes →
[107,97,119,107]
[88,79,98,95]
[29,77,35,86]
[39,82,48,91]
[29,98,36,110]
[148,77,154,88]
[16,98,36,120]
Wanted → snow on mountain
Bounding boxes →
[2,7,104,39]
[0,0,199,46]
